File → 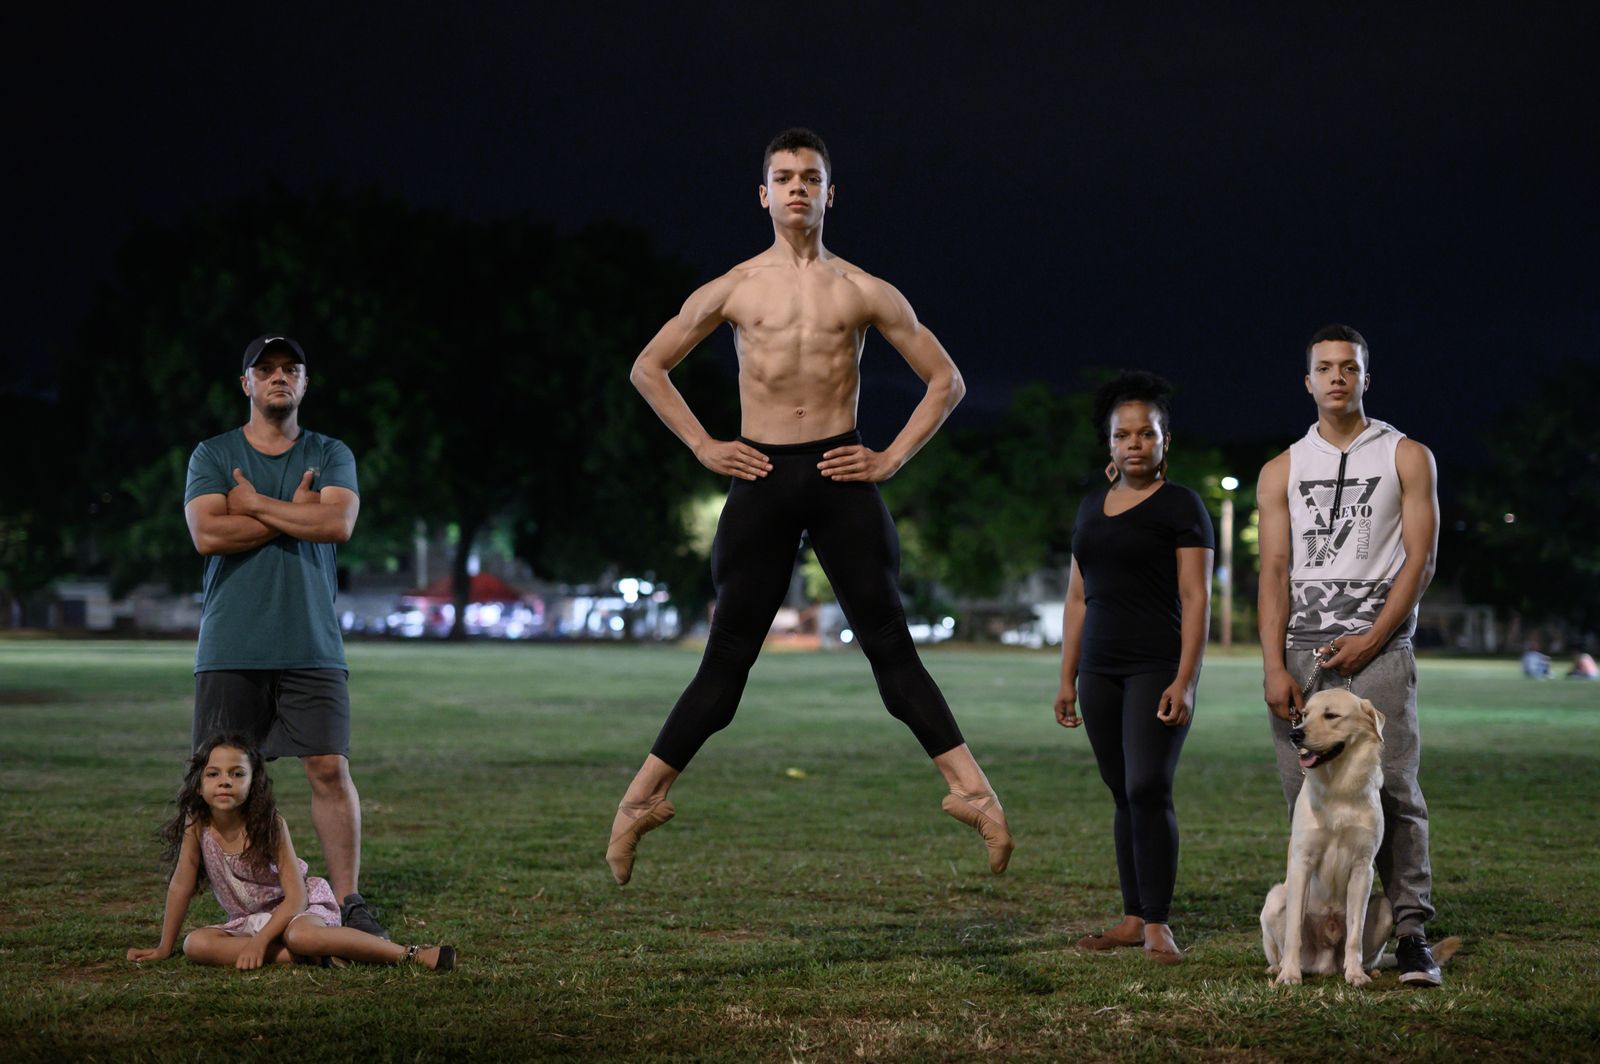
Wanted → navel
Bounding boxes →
[795,407,806,419]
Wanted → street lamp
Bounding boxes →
[1219,477,1239,646]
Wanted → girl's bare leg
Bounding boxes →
[181,928,294,967]
[281,916,449,969]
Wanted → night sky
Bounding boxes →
[13,3,1599,471]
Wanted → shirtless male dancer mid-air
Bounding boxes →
[606,127,1012,885]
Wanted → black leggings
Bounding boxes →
[651,431,965,770]
[1078,670,1190,924]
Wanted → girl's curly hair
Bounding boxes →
[158,733,281,886]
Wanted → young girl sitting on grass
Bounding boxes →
[127,733,455,972]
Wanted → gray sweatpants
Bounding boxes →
[1269,646,1436,937]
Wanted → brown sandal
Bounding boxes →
[1077,931,1144,951]
[404,944,456,972]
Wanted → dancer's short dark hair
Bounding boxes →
[1305,323,1369,371]
[763,128,831,180]
[1093,370,1174,445]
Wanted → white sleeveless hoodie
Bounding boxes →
[1285,418,1413,650]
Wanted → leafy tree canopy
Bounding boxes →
[59,188,732,609]
[1456,362,1600,630]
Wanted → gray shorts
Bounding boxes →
[193,669,351,759]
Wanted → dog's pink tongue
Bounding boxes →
[1298,752,1318,769]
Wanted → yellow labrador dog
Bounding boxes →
[1262,689,1391,986]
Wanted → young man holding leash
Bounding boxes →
[1256,324,1443,986]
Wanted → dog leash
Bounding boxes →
[1289,657,1358,776]
[1289,657,1354,731]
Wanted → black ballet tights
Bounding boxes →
[650,432,964,769]
[1077,669,1190,924]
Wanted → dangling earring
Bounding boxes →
[1104,461,1119,483]
[1157,457,1168,479]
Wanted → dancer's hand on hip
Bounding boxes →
[696,440,771,480]
[818,445,899,483]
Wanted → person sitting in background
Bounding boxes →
[1520,648,1551,679]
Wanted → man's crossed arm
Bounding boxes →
[184,469,359,556]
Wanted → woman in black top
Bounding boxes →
[1054,371,1214,964]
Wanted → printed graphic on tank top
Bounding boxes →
[1284,419,1415,650]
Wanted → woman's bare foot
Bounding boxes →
[1142,922,1183,964]
[1077,914,1145,950]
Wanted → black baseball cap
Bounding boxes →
[242,334,308,374]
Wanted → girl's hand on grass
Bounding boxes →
[236,938,269,970]
[127,945,171,962]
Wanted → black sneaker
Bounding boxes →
[340,892,390,941]
[1396,934,1442,987]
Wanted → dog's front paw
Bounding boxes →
[1274,967,1302,986]
[1266,963,1280,976]
[1344,968,1372,988]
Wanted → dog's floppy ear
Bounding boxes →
[1361,699,1385,743]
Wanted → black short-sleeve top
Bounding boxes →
[1071,481,1215,675]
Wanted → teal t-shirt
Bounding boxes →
[184,428,359,673]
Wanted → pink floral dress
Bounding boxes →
[200,827,341,936]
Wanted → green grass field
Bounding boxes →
[2,640,1598,1061]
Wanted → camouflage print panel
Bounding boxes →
[1286,579,1416,648]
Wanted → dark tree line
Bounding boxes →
[3,189,1594,638]
[13,188,734,632]
[1454,362,1600,634]
[882,380,1233,602]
